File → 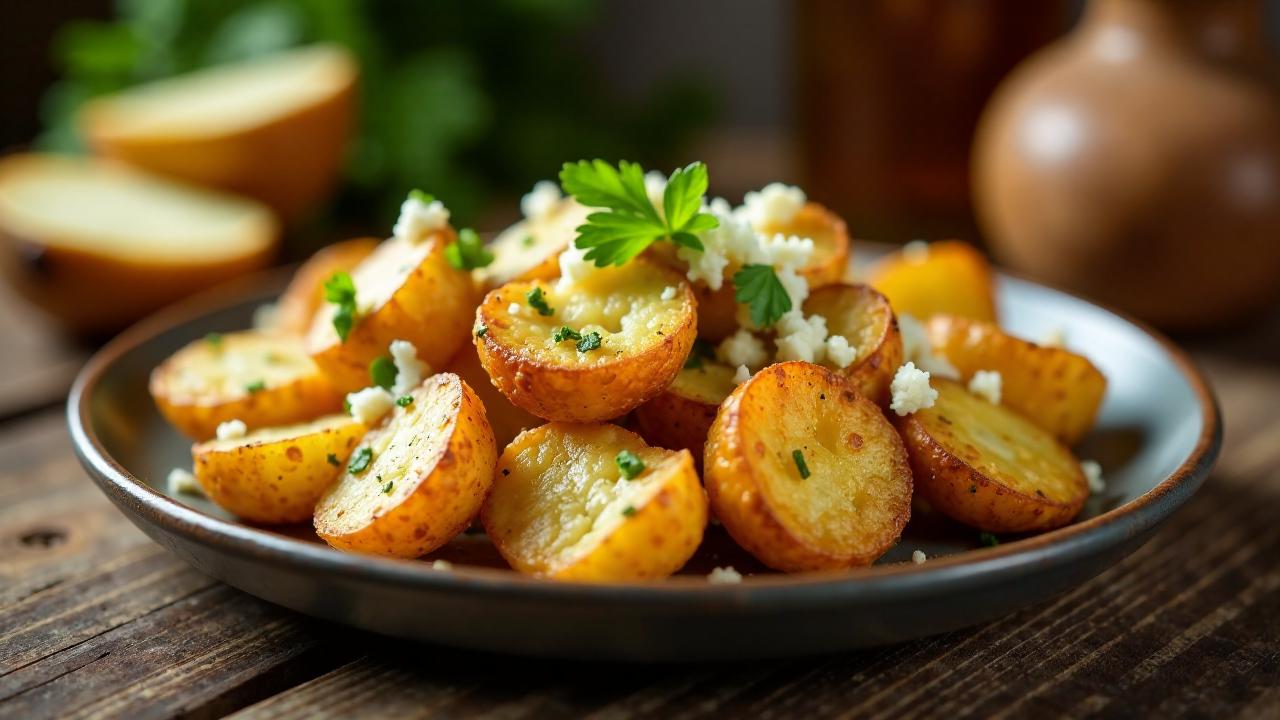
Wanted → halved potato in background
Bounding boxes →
[896,379,1088,533]
[276,237,379,336]
[151,330,342,440]
[926,315,1106,445]
[79,44,357,219]
[307,233,478,393]
[755,202,851,288]
[192,414,364,523]
[0,154,277,334]
[632,359,737,464]
[313,373,497,558]
[868,240,998,322]
[704,361,913,572]
[474,261,696,422]
[804,283,903,406]
[442,341,541,450]
[476,199,590,289]
[482,423,706,581]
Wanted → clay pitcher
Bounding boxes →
[973,0,1280,329]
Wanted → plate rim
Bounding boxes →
[66,265,1223,608]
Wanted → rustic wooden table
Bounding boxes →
[1,281,1277,720]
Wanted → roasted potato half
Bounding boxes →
[632,359,737,463]
[868,240,998,322]
[756,201,851,288]
[803,283,903,407]
[151,330,343,440]
[482,423,707,581]
[307,233,478,393]
[276,237,379,335]
[442,341,541,451]
[705,361,913,572]
[896,379,1088,533]
[474,260,696,422]
[926,315,1106,445]
[313,373,497,558]
[192,414,364,523]
[476,199,590,289]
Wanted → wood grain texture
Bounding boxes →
[1,306,1277,719]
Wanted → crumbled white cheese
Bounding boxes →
[556,243,595,290]
[430,559,454,571]
[776,267,811,315]
[1042,327,1068,348]
[508,302,522,316]
[903,240,930,263]
[775,312,829,363]
[707,566,743,584]
[912,549,927,565]
[897,313,960,379]
[717,329,769,370]
[1082,460,1105,493]
[520,180,561,221]
[347,386,395,425]
[251,302,279,331]
[644,170,668,212]
[389,339,430,396]
[968,369,1003,404]
[825,334,857,369]
[392,194,450,243]
[759,233,815,271]
[733,364,752,384]
[215,419,247,440]
[890,362,938,416]
[660,285,677,301]
[742,182,806,228]
[166,468,203,496]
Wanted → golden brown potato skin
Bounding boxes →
[804,283,904,407]
[276,237,379,336]
[192,415,364,523]
[704,361,913,572]
[313,373,497,558]
[926,315,1106,445]
[474,262,697,423]
[896,379,1087,533]
[758,202,851,288]
[631,361,735,465]
[442,341,540,450]
[868,240,998,322]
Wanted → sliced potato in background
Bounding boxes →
[476,199,590,289]
[804,283,903,407]
[926,315,1106,445]
[192,414,364,523]
[313,373,497,558]
[276,237,379,336]
[868,240,998,322]
[896,379,1088,533]
[482,423,706,581]
[632,359,736,465]
[474,260,696,422]
[307,233,478,393]
[151,330,342,440]
[705,361,913,572]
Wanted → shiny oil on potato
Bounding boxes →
[868,240,998,323]
[313,373,497,558]
[150,330,343,440]
[192,414,365,524]
[704,361,913,572]
[896,379,1088,533]
[803,283,903,407]
[481,423,707,581]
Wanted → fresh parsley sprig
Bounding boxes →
[733,264,792,328]
[559,160,718,267]
[445,228,494,271]
[369,356,397,390]
[324,271,358,342]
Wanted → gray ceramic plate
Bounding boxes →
[68,265,1220,661]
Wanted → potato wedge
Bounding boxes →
[756,201,851,288]
[313,373,497,558]
[474,260,696,422]
[482,423,707,581]
[276,237,379,336]
[442,341,541,451]
[803,283,903,407]
[192,414,364,523]
[925,315,1106,446]
[306,233,478,393]
[151,330,342,440]
[705,361,913,571]
[868,240,998,322]
[476,199,590,289]
[632,359,737,463]
[896,379,1088,533]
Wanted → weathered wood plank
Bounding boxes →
[0,284,84,419]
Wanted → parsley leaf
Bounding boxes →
[526,287,554,316]
[622,505,637,517]
[576,331,602,353]
[204,332,223,349]
[616,450,645,479]
[326,453,341,467]
[382,480,395,494]
[474,322,488,337]
[396,395,414,407]
[324,271,358,342]
[369,356,397,390]
[552,326,581,343]
[245,379,266,394]
[683,338,716,370]
[792,449,811,479]
[559,160,718,267]
[733,264,792,328]
[348,447,373,474]
[444,228,494,270]
[979,532,1001,547]
[409,189,434,204]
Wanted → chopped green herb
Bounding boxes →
[396,395,414,407]
[683,338,716,370]
[792,449,811,479]
[382,480,395,494]
[323,271,358,342]
[348,447,373,474]
[576,331,602,353]
[369,356,397,390]
[616,450,645,479]
[343,397,352,415]
[244,380,266,394]
[979,532,1000,547]
[445,227,495,270]
[622,505,637,517]
[204,332,223,349]
[552,326,582,343]
[526,286,554,316]
[408,189,434,204]
[733,264,792,328]
[326,453,341,467]
[474,322,488,337]
[521,234,536,248]
[559,160,718,267]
